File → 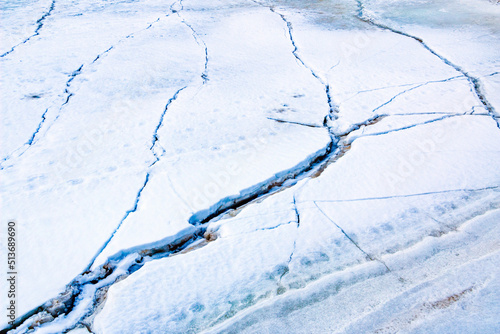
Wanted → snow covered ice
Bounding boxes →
[1,0,499,333]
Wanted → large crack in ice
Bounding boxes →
[2,229,208,334]
[6,111,489,332]
[355,0,500,129]
[186,0,353,228]
[0,0,56,58]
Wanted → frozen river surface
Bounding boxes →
[1,0,500,333]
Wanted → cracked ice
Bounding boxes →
[1,0,500,333]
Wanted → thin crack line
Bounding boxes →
[166,173,194,212]
[149,86,188,165]
[279,196,300,283]
[311,185,499,204]
[26,109,48,146]
[177,16,209,83]
[371,76,463,113]
[0,64,82,168]
[346,113,462,142]
[267,117,323,128]
[1,0,56,58]
[85,173,151,271]
[220,219,296,239]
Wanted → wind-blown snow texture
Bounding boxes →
[1,0,499,333]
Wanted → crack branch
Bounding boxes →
[1,0,56,58]
[149,85,188,165]
[86,173,152,271]
[371,76,464,113]
[312,185,499,204]
[313,201,392,272]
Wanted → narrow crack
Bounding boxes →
[355,0,499,129]
[219,219,296,240]
[91,46,113,64]
[171,0,209,82]
[5,110,408,333]
[166,174,194,211]
[278,196,300,284]
[1,0,56,58]
[178,17,209,83]
[345,113,468,143]
[313,201,392,273]
[26,109,48,146]
[293,194,301,227]
[0,63,83,169]
[149,86,188,166]
[267,117,323,128]
[345,80,435,99]
[371,76,464,114]
[312,185,499,204]
[85,173,151,271]
[482,71,499,78]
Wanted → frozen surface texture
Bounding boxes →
[1,0,499,333]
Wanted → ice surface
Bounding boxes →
[93,113,500,332]
[206,209,500,334]
[1,0,500,332]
